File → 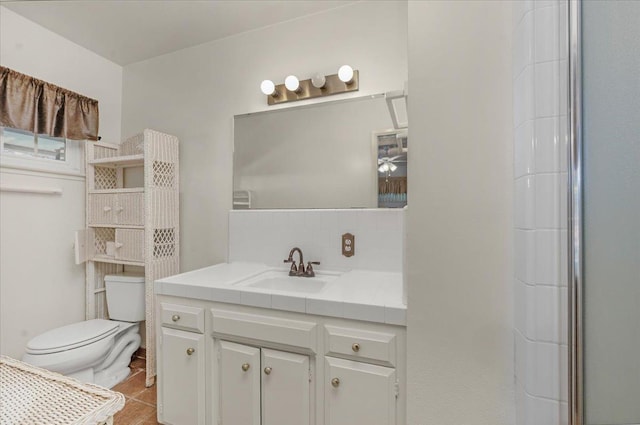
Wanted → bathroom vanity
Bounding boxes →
[154,262,406,425]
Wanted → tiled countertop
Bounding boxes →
[155,262,406,326]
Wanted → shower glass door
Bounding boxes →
[582,1,640,424]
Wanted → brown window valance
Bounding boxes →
[0,66,99,141]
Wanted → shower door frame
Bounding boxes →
[567,1,583,425]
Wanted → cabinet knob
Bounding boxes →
[264,367,272,375]
[171,314,180,322]
[115,206,124,213]
[331,378,340,388]
[242,363,250,372]
[186,347,195,356]
[103,206,112,212]
[352,343,360,352]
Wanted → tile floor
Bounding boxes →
[112,351,158,425]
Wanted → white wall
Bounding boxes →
[121,1,408,271]
[406,1,515,424]
[512,1,569,423]
[0,6,122,358]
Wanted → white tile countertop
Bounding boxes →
[155,262,406,326]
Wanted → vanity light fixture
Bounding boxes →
[260,79,278,97]
[311,73,326,89]
[284,75,301,93]
[261,65,359,105]
[338,65,354,84]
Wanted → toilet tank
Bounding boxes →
[105,273,145,322]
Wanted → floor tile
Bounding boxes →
[113,399,154,424]
[112,370,147,398]
[133,385,157,406]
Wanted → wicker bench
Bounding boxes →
[0,356,125,424]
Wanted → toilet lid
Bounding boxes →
[26,319,120,354]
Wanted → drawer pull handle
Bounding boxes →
[352,343,360,352]
[114,242,123,249]
[331,378,340,388]
[186,347,195,356]
[103,206,112,212]
[171,314,180,322]
[264,367,272,375]
[242,363,250,372]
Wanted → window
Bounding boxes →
[0,127,84,175]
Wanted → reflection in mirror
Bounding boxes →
[233,94,408,209]
[376,130,407,208]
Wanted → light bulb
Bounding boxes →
[338,65,354,83]
[389,163,398,172]
[311,73,326,89]
[285,75,300,92]
[260,80,276,96]
[378,163,389,173]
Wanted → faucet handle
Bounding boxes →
[305,261,320,277]
[284,258,298,276]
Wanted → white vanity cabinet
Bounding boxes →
[155,296,406,425]
[157,304,206,425]
[217,341,311,425]
[324,357,396,425]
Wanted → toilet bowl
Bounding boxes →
[22,272,145,389]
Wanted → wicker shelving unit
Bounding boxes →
[79,129,179,387]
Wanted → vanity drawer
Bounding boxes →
[324,325,396,367]
[161,303,205,333]
[210,309,317,352]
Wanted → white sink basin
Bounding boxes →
[233,269,340,294]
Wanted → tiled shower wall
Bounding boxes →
[513,1,569,424]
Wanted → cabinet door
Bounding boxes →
[218,341,261,425]
[159,327,205,425]
[88,194,115,225]
[114,192,144,225]
[261,348,311,425]
[325,357,396,425]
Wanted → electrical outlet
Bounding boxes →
[342,233,355,257]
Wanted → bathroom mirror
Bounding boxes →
[233,94,408,209]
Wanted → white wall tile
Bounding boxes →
[516,176,536,229]
[513,0,534,28]
[228,209,404,272]
[535,61,561,118]
[534,341,561,399]
[516,230,536,284]
[535,230,561,285]
[535,0,558,9]
[535,174,562,228]
[535,5,560,63]
[515,65,535,127]
[560,344,568,402]
[515,120,535,177]
[529,394,560,425]
[514,12,534,77]
[535,117,562,173]
[535,285,562,343]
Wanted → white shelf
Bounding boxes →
[88,224,144,229]
[89,188,144,194]
[91,255,145,267]
[89,154,144,167]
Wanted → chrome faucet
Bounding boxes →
[283,247,320,277]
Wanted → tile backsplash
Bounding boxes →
[229,209,404,273]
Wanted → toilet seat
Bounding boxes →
[25,319,119,355]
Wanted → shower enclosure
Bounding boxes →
[569,1,640,424]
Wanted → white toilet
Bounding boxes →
[22,272,145,389]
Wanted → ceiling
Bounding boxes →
[1,0,357,65]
